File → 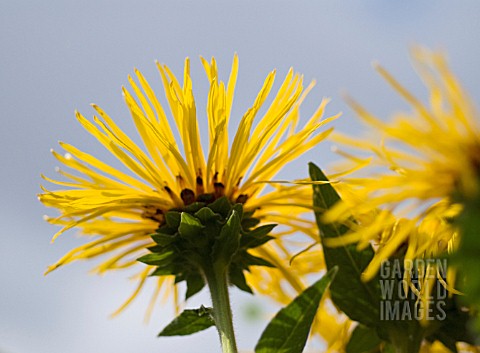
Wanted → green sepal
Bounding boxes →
[202,221,223,241]
[240,252,275,268]
[231,203,244,220]
[185,273,206,300]
[195,207,222,224]
[243,210,255,219]
[151,233,176,246]
[242,212,260,230]
[255,266,338,353]
[156,223,177,237]
[240,224,276,249]
[184,202,206,213]
[242,216,260,230]
[149,265,176,277]
[178,249,204,268]
[229,264,253,294]
[137,250,175,266]
[179,212,204,239]
[158,306,215,337]
[138,195,278,303]
[207,196,231,218]
[146,244,165,253]
[346,325,382,353]
[174,273,186,284]
[165,211,181,228]
[211,208,241,266]
[309,162,380,326]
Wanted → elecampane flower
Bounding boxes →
[420,341,480,353]
[324,48,479,277]
[40,55,338,317]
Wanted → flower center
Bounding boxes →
[142,176,248,224]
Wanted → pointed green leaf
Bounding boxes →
[255,267,338,353]
[185,273,206,299]
[452,198,480,334]
[229,264,253,294]
[137,251,175,266]
[346,325,382,353]
[158,306,215,336]
[211,208,242,265]
[309,162,380,326]
[179,212,204,239]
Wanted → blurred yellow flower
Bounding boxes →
[324,48,479,280]
[420,341,480,353]
[40,55,338,317]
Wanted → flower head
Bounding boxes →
[40,55,337,316]
[324,48,480,275]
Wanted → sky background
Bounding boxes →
[2,1,480,353]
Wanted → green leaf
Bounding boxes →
[309,162,380,326]
[229,264,253,294]
[346,325,382,353]
[211,208,242,265]
[158,306,215,336]
[185,273,206,299]
[452,198,480,334]
[255,267,338,353]
[179,212,204,239]
[137,251,175,266]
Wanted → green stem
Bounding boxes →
[203,263,238,353]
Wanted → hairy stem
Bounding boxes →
[203,263,238,353]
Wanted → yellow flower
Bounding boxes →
[420,341,480,353]
[324,47,480,279]
[40,55,338,317]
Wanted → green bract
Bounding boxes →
[137,196,276,299]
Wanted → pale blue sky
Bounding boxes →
[1,2,480,353]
